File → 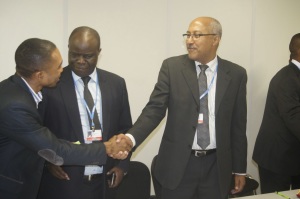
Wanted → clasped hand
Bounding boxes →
[104,134,133,160]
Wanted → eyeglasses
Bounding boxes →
[182,33,216,40]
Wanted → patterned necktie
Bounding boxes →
[81,76,101,130]
[197,65,210,149]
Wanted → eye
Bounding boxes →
[194,34,201,39]
[83,54,94,59]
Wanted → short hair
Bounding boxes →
[15,38,57,78]
[289,33,300,60]
[210,18,222,38]
[69,26,101,49]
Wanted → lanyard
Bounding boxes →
[75,76,99,130]
[199,64,218,100]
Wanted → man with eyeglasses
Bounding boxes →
[121,16,248,199]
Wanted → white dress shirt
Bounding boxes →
[72,68,103,175]
[192,56,218,150]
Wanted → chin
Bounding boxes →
[188,54,197,61]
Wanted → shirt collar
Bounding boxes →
[291,59,300,70]
[20,77,43,108]
[195,56,218,72]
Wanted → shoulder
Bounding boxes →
[97,68,125,82]
[271,63,300,85]
[163,54,189,64]
[218,57,247,75]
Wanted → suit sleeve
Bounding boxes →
[231,70,248,173]
[127,60,169,147]
[0,100,107,166]
[276,73,300,140]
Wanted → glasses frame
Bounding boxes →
[182,33,217,40]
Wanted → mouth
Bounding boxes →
[75,64,88,71]
[187,45,197,51]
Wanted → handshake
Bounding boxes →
[104,134,133,160]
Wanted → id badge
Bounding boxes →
[198,113,204,124]
[86,129,102,141]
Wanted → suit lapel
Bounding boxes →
[60,66,85,142]
[97,69,110,141]
[215,57,231,114]
[182,56,199,106]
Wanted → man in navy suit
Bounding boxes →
[37,27,132,199]
[123,16,248,199]
[0,38,130,199]
[253,33,300,193]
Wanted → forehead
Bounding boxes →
[49,48,62,65]
[187,20,209,33]
[69,33,99,52]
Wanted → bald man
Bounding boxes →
[124,16,247,199]
[253,33,300,194]
[37,26,132,199]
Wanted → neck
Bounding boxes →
[20,75,42,93]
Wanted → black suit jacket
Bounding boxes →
[37,66,132,199]
[127,55,247,198]
[0,75,108,199]
[253,63,300,175]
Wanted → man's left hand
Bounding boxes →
[231,174,246,194]
[107,167,125,188]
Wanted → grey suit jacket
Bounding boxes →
[253,63,300,175]
[0,75,108,199]
[127,54,247,198]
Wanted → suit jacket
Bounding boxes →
[127,54,247,198]
[0,75,108,199]
[37,66,132,199]
[253,63,300,175]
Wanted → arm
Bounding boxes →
[231,70,248,193]
[1,102,130,165]
[276,73,300,139]
[127,59,169,146]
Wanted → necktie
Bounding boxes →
[81,76,101,130]
[197,65,210,149]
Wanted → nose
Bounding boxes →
[186,37,194,44]
[77,55,85,64]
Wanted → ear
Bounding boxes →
[35,71,44,80]
[212,35,221,46]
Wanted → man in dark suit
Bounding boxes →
[37,27,132,199]
[123,17,247,199]
[253,33,300,194]
[0,38,130,199]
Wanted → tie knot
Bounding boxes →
[199,65,208,72]
[81,76,91,86]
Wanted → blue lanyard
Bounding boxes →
[199,64,218,100]
[75,76,99,130]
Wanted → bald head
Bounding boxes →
[69,26,101,49]
[289,33,300,62]
[190,17,222,38]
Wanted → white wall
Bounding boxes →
[1,0,300,194]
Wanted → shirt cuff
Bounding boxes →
[232,173,246,175]
[125,134,136,147]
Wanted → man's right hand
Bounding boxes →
[45,163,70,180]
[104,134,133,159]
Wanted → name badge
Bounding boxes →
[198,113,204,124]
[86,129,102,141]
